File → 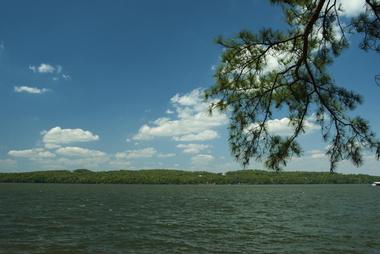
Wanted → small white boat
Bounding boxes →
[372,182,380,186]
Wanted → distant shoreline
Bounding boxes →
[0,169,379,184]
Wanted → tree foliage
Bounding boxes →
[206,0,380,172]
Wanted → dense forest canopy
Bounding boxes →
[0,169,378,184]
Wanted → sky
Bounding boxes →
[0,0,379,175]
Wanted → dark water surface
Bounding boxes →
[0,184,379,254]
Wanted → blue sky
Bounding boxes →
[0,0,379,175]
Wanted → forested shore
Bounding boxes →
[0,169,379,184]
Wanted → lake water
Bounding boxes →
[0,184,379,253]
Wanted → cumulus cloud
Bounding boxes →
[39,63,55,73]
[177,144,210,154]
[6,128,107,169]
[133,89,228,142]
[122,147,157,159]
[115,152,128,160]
[157,153,176,158]
[29,63,70,80]
[7,145,109,170]
[14,86,49,94]
[56,146,107,158]
[307,149,327,159]
[42,127,99,148]
[29,63,56,73]
[8,148,56,160]
[8,146,110,170]
[191,154,214,166]
[173,130,218,142]
[115,148,175,160]
[246,117,319,136]
[337,0,366,17]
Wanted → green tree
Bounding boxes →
[206,0,380,172]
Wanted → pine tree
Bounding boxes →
[206,0,380,172]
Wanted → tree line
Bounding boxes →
[0,169,378,184]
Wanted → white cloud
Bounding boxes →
[124,147,157,159]
[62,74,71,80]
[157,153,176,158]
[115,152,128,160]
[337,0,366,17]
[171,90,200,106]
[29,63,70,80]
[14,86,49,94]
[264,49,293,74]
[133,89,228,142]
[177,143,210,154]
[269,117,319,135]
[7,145,109,170]
[235,46,294,77]
[307,149,327,159]
[8,148,56,160]
[38,63,55,73]
[56,146,106,158]
[191,154,214,166]
[247,117,319,136]
[5,128,104,169]
[28,65,36,72]
[116,148,174,160]
[29,63,56,73]
[0,41,4,50]
[173,130,218,142]
[42,127,99,148]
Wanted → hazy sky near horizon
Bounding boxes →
[1,0,379,175]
